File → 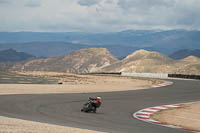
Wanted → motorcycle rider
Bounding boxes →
[89,96,102,112]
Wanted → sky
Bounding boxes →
[0,0,200,32]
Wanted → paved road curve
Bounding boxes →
[0,79,200,133]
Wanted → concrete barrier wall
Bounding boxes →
[121,72,168,79]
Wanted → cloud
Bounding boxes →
[115,0,200,30]
[78,0,100,7]
[0,0,200,32]
[0,0,11,4]
[24,0,41,8]
[118,0,175,9]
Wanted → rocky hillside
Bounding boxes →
[102,49,200,75]
[4,48,200,75]
[11,48,118,73]
[0,49,35,62]
[103,49,176,73]
[174,56,200,74]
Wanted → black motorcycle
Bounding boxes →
[81,99,97,113]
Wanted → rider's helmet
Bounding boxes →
[96,97,101,102]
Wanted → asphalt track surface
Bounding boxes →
[0,79,200,133]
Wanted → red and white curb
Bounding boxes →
[151,81,173,88]
[133,104,199,133]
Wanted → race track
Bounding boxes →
[0,79,200,133]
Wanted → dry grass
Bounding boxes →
[151,102,200,132]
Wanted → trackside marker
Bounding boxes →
[151,81,173,88]
[149,107,163,110]
[135,113,149,116]
[137,117,150,120]
[141,110,154,113]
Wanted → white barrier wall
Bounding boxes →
[121,72,168,79]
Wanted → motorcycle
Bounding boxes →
[81,99,97,113]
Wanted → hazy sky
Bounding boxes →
[0,0,200,32]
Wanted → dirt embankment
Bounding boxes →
[151,102,200,132]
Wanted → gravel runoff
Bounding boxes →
[0,116,105,133]
[151,102,200,132]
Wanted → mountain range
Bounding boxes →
[0,42,138,59]
[0,30,200,58]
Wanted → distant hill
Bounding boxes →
[0,42,89,57]
[103,49,176,73]
[180,56,200,63]
[11,48,119,73]
[174,56,200,74]
[102,49,200,75]
[0,49,35,62]
[169,49,200,60]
